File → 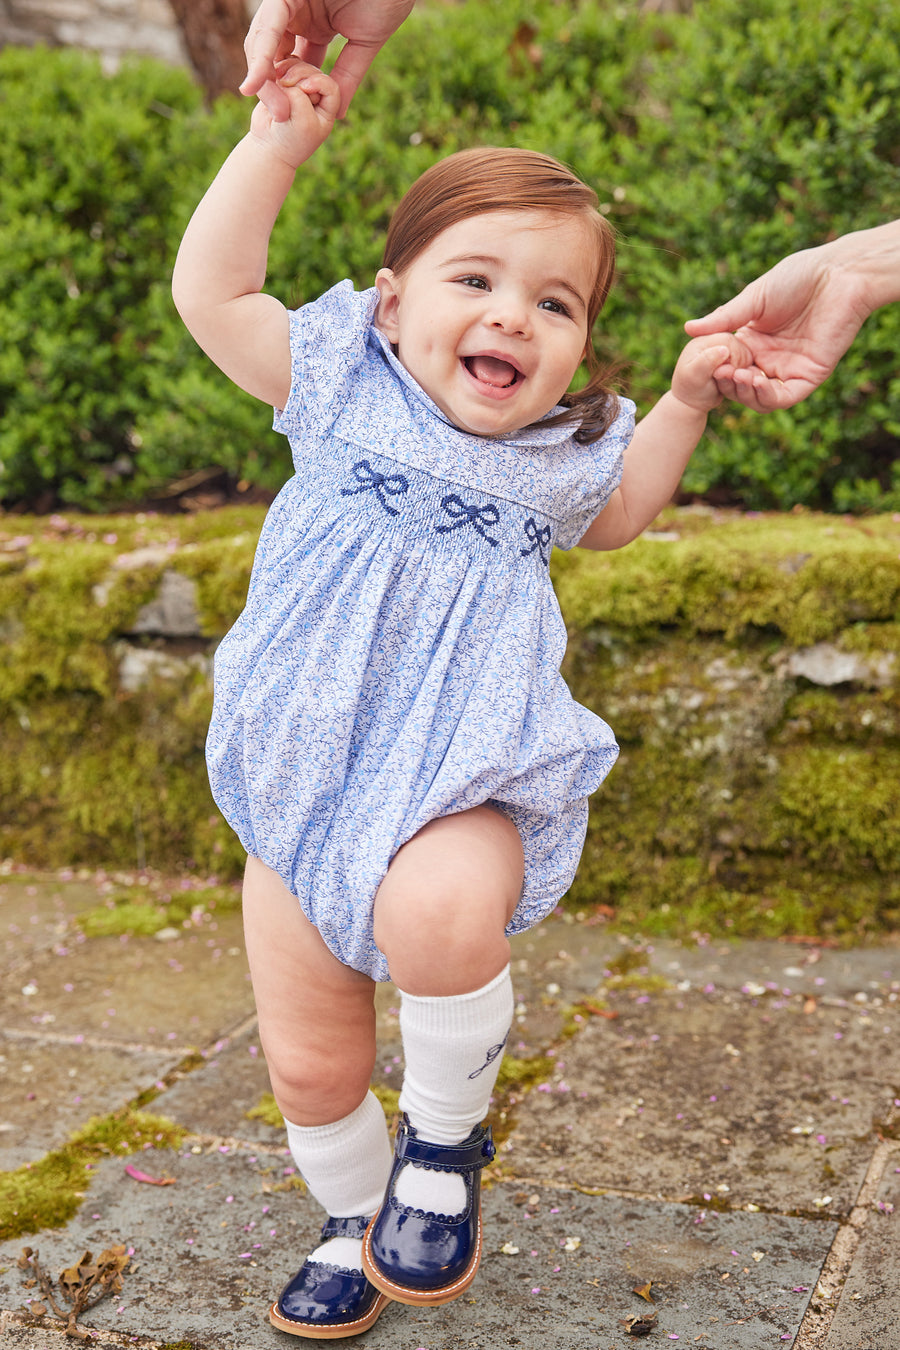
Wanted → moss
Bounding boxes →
[177,536,256,637]
[370,1084,402,1120]
[263,1173,307,1195]
[131,1052,206,1112]
[604,971,672,994]
[773,745,900,871]
[77,881,240,938]
[778,687,900,746]
[841,620,900,657]
[559,605,900,939]
[683,1193,733,1213]
[245,1094,284,1129]
[0,546,168,704]
[566,862,900,943]
[561,995,614,1037]
[494,1054,554,1094]
[603,948,653,978]
[488,1054,555,1150]
[552,510,900,645]
[0,509,264,876]
[0,682,245,876]
[245,1086,404,1132]
[0,1109,185,1243]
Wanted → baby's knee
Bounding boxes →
[375,881,512,996]
[372,805,523,993]
[265,1039,375,1126]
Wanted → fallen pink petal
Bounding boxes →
[124,1164,176,1186]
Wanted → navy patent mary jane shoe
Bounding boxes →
[269,1215,390,1339]
[361,1115,495,1306]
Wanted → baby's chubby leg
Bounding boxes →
[242,857,391,1288]
[243,854,379,1127]
[371,805,523,1220]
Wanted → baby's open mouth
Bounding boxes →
[464,355,520,388]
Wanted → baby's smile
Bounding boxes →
[463,354,523,390]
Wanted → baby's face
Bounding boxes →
[374,209,596,437]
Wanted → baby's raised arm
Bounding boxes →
[172,61,340,409]
[578,333,752,552]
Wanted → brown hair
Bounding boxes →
[382,147,620,443]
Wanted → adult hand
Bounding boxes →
[241,0,415,121]
[684,249,869,409]
[685,222,900,410]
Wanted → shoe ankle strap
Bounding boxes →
[395,1116,496,1172]
[320,1214,371,1241]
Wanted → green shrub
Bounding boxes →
[0,47,271,508]
[604,0,900,510]
[0,0,897,511]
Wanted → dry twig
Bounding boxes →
[18,1244,130,1339]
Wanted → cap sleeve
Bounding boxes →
[553,398,636,551]
[272,280,379,465]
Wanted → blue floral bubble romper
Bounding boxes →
[206,281,636,981]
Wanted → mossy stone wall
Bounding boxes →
[2,507,897,938]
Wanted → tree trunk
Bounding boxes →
[169,0,249,102]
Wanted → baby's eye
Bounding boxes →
[455,275,490,290]
[538,297,571,317]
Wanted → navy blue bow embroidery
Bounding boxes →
[520,517,551,563]
[435,494,500,546]
[340,459,409,516]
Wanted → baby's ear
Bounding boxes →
[374,268,401,341]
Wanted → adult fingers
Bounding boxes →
[731,368,811,412]
[328,38,386,118]
[248,77,293,121]
[684,288,760,338]
[292,37,330,70]
[241,0,299,98]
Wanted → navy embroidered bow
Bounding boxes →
[341,459,409,516]
[435,494,500,546]
[520,517,551,563]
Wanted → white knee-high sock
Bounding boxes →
[284,1091,392,1269]
[395,964,513,1215]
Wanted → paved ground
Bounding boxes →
[1,868,898,1349]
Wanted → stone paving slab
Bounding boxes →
[505,985,900,1219]
[507,919,900,998]
[2,875,112,968]
[0,1148,835,1350]
[600,934,900,1001]
[663,942,899,1003]
[1,892,257,1174]
[0,1037,182,1171]
[158,983,406,1143]
[158,1025,285,1144]
[3,879,899,1350]
[0,910,255,1050]
[822,1150,900,1350]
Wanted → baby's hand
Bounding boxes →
[672,332,787,414]
[249,59,340,169]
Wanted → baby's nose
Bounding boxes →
[487,300,531,336]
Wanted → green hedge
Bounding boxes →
[0,0,898,511]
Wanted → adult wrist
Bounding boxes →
[830,221,900,314]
